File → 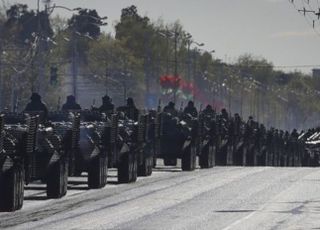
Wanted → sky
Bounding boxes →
[6,0,320,74]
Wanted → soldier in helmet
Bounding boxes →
[221,108,229,121]
[233,113,242,137]
[201,104,216,117]
[183,100,198,118]
[117,97,139,121]
[99,95,114,114]
[24,92,48,119]
[163,101,178,117]
[62,95,81,111]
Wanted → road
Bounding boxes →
[1,160,320,230]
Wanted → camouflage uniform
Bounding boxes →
[117,97,139,121]
[24,93,48,119]
[99,95,114,115]
[62,95,81,111]
[183,101,198,118]
[163,102,178,117]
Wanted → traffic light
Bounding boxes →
[50,66,58,85]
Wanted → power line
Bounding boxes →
[273,64,320,68]
[289,0,320,37]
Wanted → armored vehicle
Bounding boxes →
[0,112,68,212]
[158,112,198,171]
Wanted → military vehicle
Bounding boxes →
[0,112,68,212]
[158,112,198,171]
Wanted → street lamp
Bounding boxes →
[34,2,83,97]
[157,29,173,75]
[158,28,180,103]
[40,3,108,100]
[185,33,204,83]
[66,11,107,100]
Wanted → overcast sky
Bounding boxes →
[7,0,320,73]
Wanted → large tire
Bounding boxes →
[242,147,247,166]
[88,154,108,189]
[226,145,233,166]
[46,158,68,199]
[118,152,137,183]
[73,153,84,177]
[273,153,279,167]
[138,156,153,176]
[233,145,243,166]
[199,144,215,169]
[153,156,157,168]
[245,145,255,166]
[163,157,177,166]
[182,145,197,171]
[132,155,138,182]
[268,152,274,166]
[68,151,76,176]
[0,163,24,212]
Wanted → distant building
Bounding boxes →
[312,69,320,78]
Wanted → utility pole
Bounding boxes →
[144,31,152,108]
[71,29,78,100]
[187,41,191,82]
[165,33,170,75]
[105,67,108,95]
[192,48,198,100]
[173,29,178,78]
[36,0,47,96]
[173,29,179,103]
[0,25,3,111]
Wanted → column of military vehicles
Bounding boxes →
[1,99,320,212]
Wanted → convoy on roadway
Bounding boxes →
[0,100,319,212]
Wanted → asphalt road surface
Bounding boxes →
[1,160,320,230]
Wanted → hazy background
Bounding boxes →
[7,0,320,74]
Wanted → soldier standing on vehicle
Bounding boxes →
[117,97,139,121]
[221,108,229,121]
[99,95,114,115]
[201,104,216,117]
[183,101,198,118]
[233,113,242,137]
[244,116,255,144]
[218,108,230,137]
[61,95,81,111]
[163,101,178,117]
[24,92,48,119]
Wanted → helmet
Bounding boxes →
[66,95,76,103]
[30,93,41,101]
[102,95,111,102]
[127,97,134,106]
[187,100,194,107]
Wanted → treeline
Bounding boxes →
[0,3,319,130]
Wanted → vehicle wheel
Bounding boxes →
[46,158,68,198]
[68,151,76,176]
[138,156,153,176]
[199,144,215,169]
[273,153,279,166]
[118,152,137,183]
[227,145,233,166]
[163,157,177,166]
[131,155,138,182]
[182,144,197,171]
[153,156,157,168]
[0,162,24,212]
[253,150,258,166]
[242,147,247,166]
[73,151,84,177]
[246,148,255,166]
[233,145,243,166]
[88,154,108,189]
[268,152,274,166]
